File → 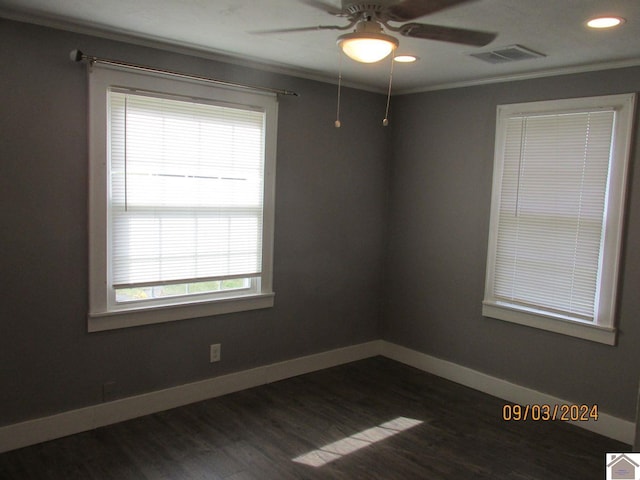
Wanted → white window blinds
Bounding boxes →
[483,94,635,344]
[491,109,614,321]
[109,91,266,288]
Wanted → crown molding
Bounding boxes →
[2,9,639,96]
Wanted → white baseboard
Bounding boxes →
[0,339,633,453]
[0,340,382,453]
[380,341,635,445]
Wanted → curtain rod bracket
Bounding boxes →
[69,49,299,97]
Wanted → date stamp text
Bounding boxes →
[502,404,598,422]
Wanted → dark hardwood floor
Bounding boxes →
[0,357,629,479]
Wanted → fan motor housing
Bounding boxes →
[342,1,388,16]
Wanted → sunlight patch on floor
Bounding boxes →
[292,417,423,467]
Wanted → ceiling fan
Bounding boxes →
[257,0,497,63]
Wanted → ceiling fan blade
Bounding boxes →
[299,0,345,16]
[385,0,475,22]
[399,22,496,46]
[251,25,347,34]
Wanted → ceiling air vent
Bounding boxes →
[470,45,546,64]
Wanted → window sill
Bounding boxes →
[482,301,616,346]
[88,293,275,332]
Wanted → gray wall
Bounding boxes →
[2,15,639,430]
[0,19,389,425]
[384,68,640,420]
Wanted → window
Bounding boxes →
[88,65,277,331]
[483,94,635,345]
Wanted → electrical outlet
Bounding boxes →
[210,343,221,363]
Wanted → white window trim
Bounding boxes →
[88,64,277,332]
[483,93,636,345]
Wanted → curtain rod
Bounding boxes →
[69,50,299,97]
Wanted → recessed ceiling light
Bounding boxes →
[586,16,625,29]
[394,55,418,63]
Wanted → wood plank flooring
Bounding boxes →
[0,357,630,479]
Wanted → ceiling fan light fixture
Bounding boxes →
[337,32,399,63]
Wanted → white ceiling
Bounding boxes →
[1,0,639,94]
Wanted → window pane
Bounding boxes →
[115,278,251,303]
[109,92,265,288]
[492,110,614,320]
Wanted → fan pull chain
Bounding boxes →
[335,51,343,128]
[383,50,395,127]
